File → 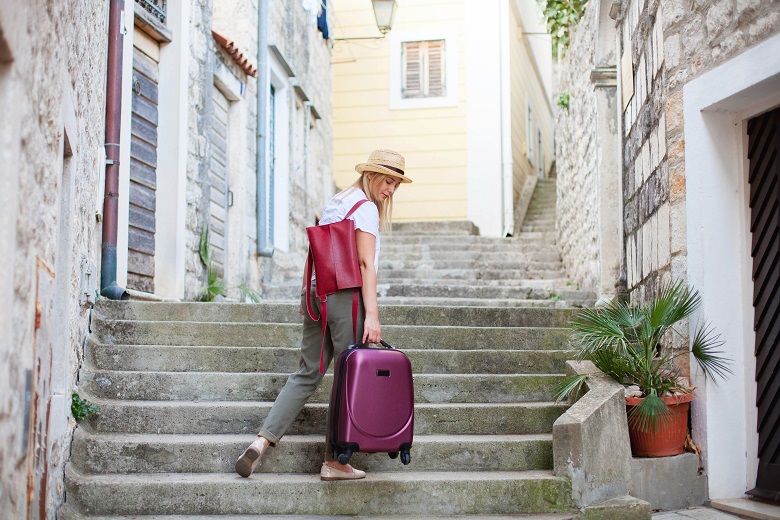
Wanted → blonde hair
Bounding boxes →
[353,172,395,232]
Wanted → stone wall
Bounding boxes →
[556,0,779,302]
[0,0,107,515]
[554,0,602,294]
[265,0,334,286]
[183,0,216,299]
[208,0,334,295]
[620,0,778,303]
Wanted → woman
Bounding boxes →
[235,149,411,480]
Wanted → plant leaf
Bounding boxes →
[626,392,674,434]
[690,322,733,381]
[553,374,589,403]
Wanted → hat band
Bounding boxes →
[378,164,405,176]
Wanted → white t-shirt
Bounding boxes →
[319,188,380,272]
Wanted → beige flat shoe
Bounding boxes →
[320,462,366,481]
[235,438,269,478]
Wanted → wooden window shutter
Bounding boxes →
[402,40,446,99]
[426,40,445,97]
[402,42,422,98]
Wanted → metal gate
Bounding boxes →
[747,106,780,502]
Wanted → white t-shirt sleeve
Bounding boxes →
[350,201,379,237]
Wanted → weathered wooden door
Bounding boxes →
[127,34,159,293]
[209,85,230,278]
[747,106,780,502]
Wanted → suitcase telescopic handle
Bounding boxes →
[351,340,395,350]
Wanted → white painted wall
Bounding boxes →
[154,0,190,298]
[684,32,780,499]
[116,0,134,289]
[465,0,503,237]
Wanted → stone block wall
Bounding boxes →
[265,0,334,285]
[620,0,778,303]
[556,0,778,302]
[207,0,334,295]
[555,0,602,293]
[0,0,107,515]
[184,0,217,299]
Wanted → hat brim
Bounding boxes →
[355,163,413,183]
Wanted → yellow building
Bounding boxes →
[332,0,554,237]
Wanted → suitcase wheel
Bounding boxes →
[388,452,399,459]
[338,450,352,465]
[400,450,411,465]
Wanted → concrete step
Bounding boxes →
[381,242,561,254]
[86,342,572,374]
[376,271,571,284]
[382,233,558,245]
[71,431,554,474]
[378,259,564,271]
[59,507,578,520]
[391,221,480,235]
[80,369,563,403]
[93,301,581,327]
[380,250,563,263]
[91,321,574,350]
[373,297,591,308]
[376,284,589,301]
[64,466,575,516]
[83,397,568,435]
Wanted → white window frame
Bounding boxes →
[537,125,543,178]
[268,54,291,252]
[526,99,534,167]
[389,28,458,110]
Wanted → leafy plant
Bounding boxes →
[197,225,260,303]
[71,393,99,422]
[557,92,571,110]
[197,225,227,302]
[555,281,732,433]
[538,0,589,57]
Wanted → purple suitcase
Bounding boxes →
[329,341,414,465]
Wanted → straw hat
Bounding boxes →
[354,149,412,183]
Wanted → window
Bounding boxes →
[402,40,446,99]
[389,29,457,110]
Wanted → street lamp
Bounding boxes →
[335,0,398,41]
[372,0,397,35]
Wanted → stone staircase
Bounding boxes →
[61,179,596,518]
[521,178,558,234]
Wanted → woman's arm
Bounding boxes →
[355,229,380,343]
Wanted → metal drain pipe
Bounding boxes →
[100,0,129,300]
[255,0,274,256]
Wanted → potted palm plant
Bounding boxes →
[556,281,732,457]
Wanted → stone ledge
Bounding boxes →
[630,453,706,511]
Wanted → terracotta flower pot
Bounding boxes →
[625,393,694,457]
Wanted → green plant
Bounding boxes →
[557,92,571,110]
[538,0,589,57]
[555,281,732,433]
[197,225,260,303]
[71,393,99,422]
[548,290,561,302]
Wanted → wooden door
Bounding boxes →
[747,106,780,502]
[127,43,159,293]
[209,86,230,278]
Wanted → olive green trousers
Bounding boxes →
[258,285,365,460]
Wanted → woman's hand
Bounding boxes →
[362,312,381,344]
